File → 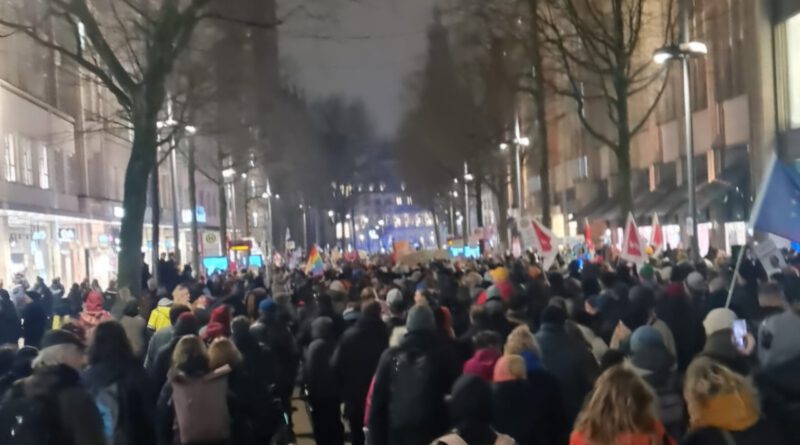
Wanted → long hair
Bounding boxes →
[88,321,134,365]
[504,325,540,356]
[684,357,760,424]
[171,335,209,378]
[208,337,243,369]
[574,365,659,445]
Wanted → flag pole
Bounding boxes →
[725,243,747,308]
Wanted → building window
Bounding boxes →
[4,135,17,182]
[788,12,800,129]
[21,138,33,185]
[396,196,403,206]
[39,145,49,189]
[406,196,413,205]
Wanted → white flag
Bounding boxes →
[621,212,646,265]
[530,218,560,270]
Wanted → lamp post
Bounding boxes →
[500,128,530,211]
[463,162,473,248]
[653,0,707,263]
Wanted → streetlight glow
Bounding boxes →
[328,210,335,218]
[222,168,236,179]
[499,142,509,151]
[680,41,708,55]
[185,125,197,135]
[517,136,530,147]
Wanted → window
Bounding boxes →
[788,13,800,128]
[395,196,403,206]
[39,145,49,189]
[21,138,33,185]
[406,196,413,205]
[4,135,17,182]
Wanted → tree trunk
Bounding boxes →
[612,0,633,221]
[496,179,510,250]
[475,178,484,227]
[529,0,552,227]
[616,136,633,222]
[118,120,158,296]
[218,146,228,254]
[150,166,160,286]
[188,139,199,276]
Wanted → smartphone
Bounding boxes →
[732,319,747,350]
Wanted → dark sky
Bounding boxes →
[280,0,434,137]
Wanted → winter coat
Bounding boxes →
[463,348,502,383]
[571,421,675,445]
[0,293,21,345]
[757,310,800,369]
[574,323,608,364]
[120,315,148,359]
[630,345,685,438]
[701,329,752,377]
[756,353,800,442]
[147,298,173,332]
[250,316,299,401]
[368,330,462,445]
[535,322,599,426]
[83,359,156,445]
[303,318,339,400]
[156,366,232,445]
[21,300,47,348]
[144,326,173,370]
[0,364,106,445]
[78,291,113,336]
[682,391,786,445]
[493,371,569,445]
[331,315,389,405]
[656,286,705,371]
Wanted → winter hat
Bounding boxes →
[203,322,227,341]
[406,304,435,333]
[703,308,737,336]
[540,305,567,326]
[329,280,345,294]
[630,326,665,353]
[493,354,527,383]
[463,348,501,382]
[258,298,276,313]
[386,289,403,309]
[173,312,199,337]
[490,267,509,283]
[685,271,707,293]
[40,329,84,350]
[639,264,655,281]
[209,306,232,336]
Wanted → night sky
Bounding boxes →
[280,0,435,137]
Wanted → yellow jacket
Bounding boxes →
[147,302,172,331]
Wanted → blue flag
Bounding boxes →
[750,155,800,242]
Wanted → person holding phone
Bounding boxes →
[699,308,754,377]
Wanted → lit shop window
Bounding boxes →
[21,138,33,186]
[788,13,800,128]
[4,135,17,182]
[39,146,49,189]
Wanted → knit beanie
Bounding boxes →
[493,354,527,383]
[406,304,435,333]
[703,308,737,336]
[173,312,199,337]
[630,325,665,353]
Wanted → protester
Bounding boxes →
[304,317,345,445]
[0,289,21,346]
[150,312,200,394]
[119,299,148,359]
[77,290,113,338]
[331,300,389,445]
[701,308,753,376]
[571,365,677,445]
[83,320,155,444]
[147,290,174,333]
[491,354,540,445]
[144,305,192,370]
[657,271,706,371]
[682,357,786,445]
[20,291,47,348]
[433,374,516,445]
[463,330,503,382]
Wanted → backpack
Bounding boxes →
[388,347,438,430]
[0,385,59,445]
[435,432,516,445]
[91,382,126,445]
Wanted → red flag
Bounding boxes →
[584,218,594,251]
[621,212,645,264]
[531,219,559,269]
[650,213,664,253]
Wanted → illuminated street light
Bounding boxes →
[222,168,236,179]
[328,210,335,218]
[499,142,509,151]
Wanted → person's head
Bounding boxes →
[173,312,200,338]
[540,304,567,327]
[685,271,707,297]
[448,374,493,427]
[504,325,539,356]
[123,299,140,318]
[702,308,736,337]
[88,321,134,365]
[406,304,436,334]
[758,282,784,308]
[311,316,335,340]
[169,305,192,325]
[386,288,404,316]
[361,299,382,321]
[780,274,800,313]
[208,337,243,369]
[171,335,209,377]
[684,357,759,428]
[360,287,377,302]
[33,330,87,371]
[473,330,503,352]
[469,304,489,328]
[172,284,190,307]
[209,305,232,335]
[493,354,526,383]
[574,366,659,444]
[231,316,252,339]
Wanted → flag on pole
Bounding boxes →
[750,155,800,242]
[305,244,324,276]
[584,218,594,252]
[620,212,646,265]
[530,219,560,270]
[650,213,664,253]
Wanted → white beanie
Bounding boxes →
[703,308,736,336]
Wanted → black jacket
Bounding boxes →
[250,316,299,401]
[368,330,461,445]
[0,294,21,345]
[493,372,568,445]
[331,316,389,404]
[303,319,339,400]
[702,329,752,377]
[535,322,599,426]
[83,360,156,445]
[681,421,787,445]
[20,301,47,348]
[756,354,800,442]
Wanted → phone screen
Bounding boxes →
[732,319,747,350]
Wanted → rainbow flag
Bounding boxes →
[305,244,324,277]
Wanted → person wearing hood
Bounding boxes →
[368,304,461,445]
[0,288,21,345]
[463,330,503,382]
[386,288,407,346]
[491,354,531,444]
[433,374,516,445]
[201,305,232,342]
[682,357,786,445]
[0,345,37,397]
[656,271,706,371]
[629,285,678,359]
[150,312,200,394]
[21,290,47,348]
[148,289,177,333]
[144,305,192,370]
[119,299,148,359]
[32,276,54,322]
[629,326,685,439]
[83,320,155,444]
[331,300,389,445]
[304,317,345,445]
[700,308,752,376]
[156,335,232,445]
[571,365,677,445]
[535,305,599,426]
[77,290,113,338]
[0,329,106,445]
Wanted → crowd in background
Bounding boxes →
[0,245,798,445]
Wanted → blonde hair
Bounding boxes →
[684,357,760,423]
[208,337,243,369]
[171,335,209,375]
[574,365,659,445]
[504,325,540,356]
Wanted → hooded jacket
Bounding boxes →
[463,348,502,383]
[147,298,173,332]
[331,313,389,404]
[682,392,786,445]
[78,291,113,335]
[756,353,800,442]
[701,329,752,376]
[303,317,339,399]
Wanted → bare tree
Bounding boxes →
[0,0,279,294]
[542,0,677,219]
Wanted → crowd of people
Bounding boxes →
[0,246,798,445]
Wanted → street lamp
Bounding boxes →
[653,5,707,263]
